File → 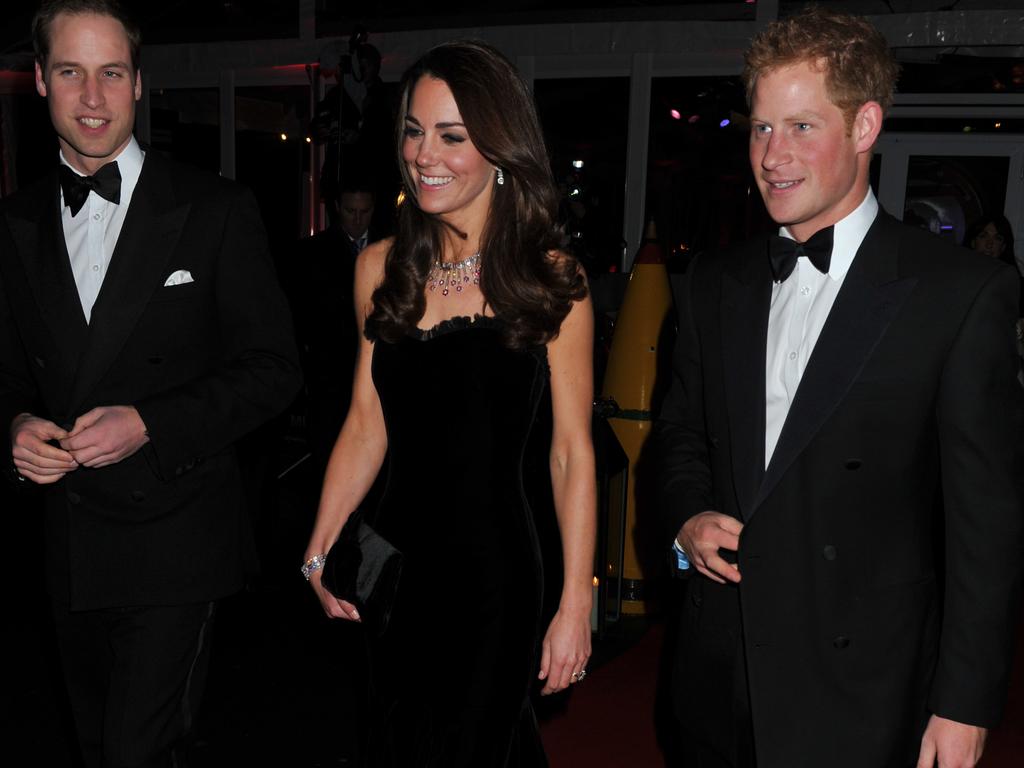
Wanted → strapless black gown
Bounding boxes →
[365,316,557,767]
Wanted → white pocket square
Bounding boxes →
[163,269,194,287]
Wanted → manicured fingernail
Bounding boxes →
[351,610,360,620]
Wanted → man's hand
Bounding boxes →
[677,510,743,584]
[916,715,986,768]
[60,406,149,468]
[10,413,78,484]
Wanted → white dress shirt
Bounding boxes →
[764,190,878,466]
[60,137,145,323]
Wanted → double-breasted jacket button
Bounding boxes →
[844,459,862,470]
[130,491,146,503]
[822,545,837,561]
[67,491,81,505]
[34,356,45,369]
[833,635,850,650]
[691,592,703,607]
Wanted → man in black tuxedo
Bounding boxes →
[0,2,301,765]
[653,8,1022,768]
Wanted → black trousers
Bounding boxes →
[51,600,217,768]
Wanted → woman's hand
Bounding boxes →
[310,570,362,623]
[538,604,592,695]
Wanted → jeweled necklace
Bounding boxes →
[428,252,481,297]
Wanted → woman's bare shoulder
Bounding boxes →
[355,238,393,291]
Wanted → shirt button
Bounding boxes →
[93,213,101,221]
[800,285,811,295]
[92,265,99,271]
[788,352,797,361]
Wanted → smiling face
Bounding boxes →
[35,12,141,175]
[401,76,495,232]
[749,60,880,242]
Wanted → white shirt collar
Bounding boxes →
[779,189,878,281]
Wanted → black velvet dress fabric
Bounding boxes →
[366,315,552,767]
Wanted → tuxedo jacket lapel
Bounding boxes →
[721,243,772,520]
[755,213,918,510]
[67,154,190,415]
[4,174,89,409]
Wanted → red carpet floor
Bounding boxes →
[540,613,1024,767]
[541,622,666,767]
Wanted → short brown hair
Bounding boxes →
[743,5,898,128]
[33,0,142,74]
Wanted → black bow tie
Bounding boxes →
[59,162,122,216]
[768,226,834,282]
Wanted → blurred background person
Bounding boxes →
[965,213,1023,318]
[965,213,1016,268]
[339,181,376,257]
[283,177,387,481]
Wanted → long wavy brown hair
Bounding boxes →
[365,40,586,348]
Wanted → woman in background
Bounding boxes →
[965,213,1023,316]
[303,40,596,767]
[965,213,1016,267]
[965,213,1024,383]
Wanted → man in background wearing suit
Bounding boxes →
[284,178,384,479]
[0,2,301,765]
[339,183,376,258]
[654,7,1022,768]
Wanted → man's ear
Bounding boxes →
[35,61,47,98]
[854,101,883,154]
[133,69,142,102]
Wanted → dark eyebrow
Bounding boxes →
[50,59,131,71]
[403,115,465,130]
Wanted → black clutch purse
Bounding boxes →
[321,509,403,636]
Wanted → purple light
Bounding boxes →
[688,114,700,124]
[670,109,682,120]
[719,118,731,128]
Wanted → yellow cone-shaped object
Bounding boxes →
[601,222,672,614]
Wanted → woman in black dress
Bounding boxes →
[303,40,596,766]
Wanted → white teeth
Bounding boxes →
[772,181,797,189]
[79,117,106,128]
[421,175,453,186]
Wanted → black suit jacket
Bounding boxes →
[653,212,1024,767]
[0,150,301,610]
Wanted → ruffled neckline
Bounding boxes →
[408,314,503,341]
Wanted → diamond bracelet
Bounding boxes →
[300,553,327,581]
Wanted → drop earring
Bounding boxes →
[496,167,505,186]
